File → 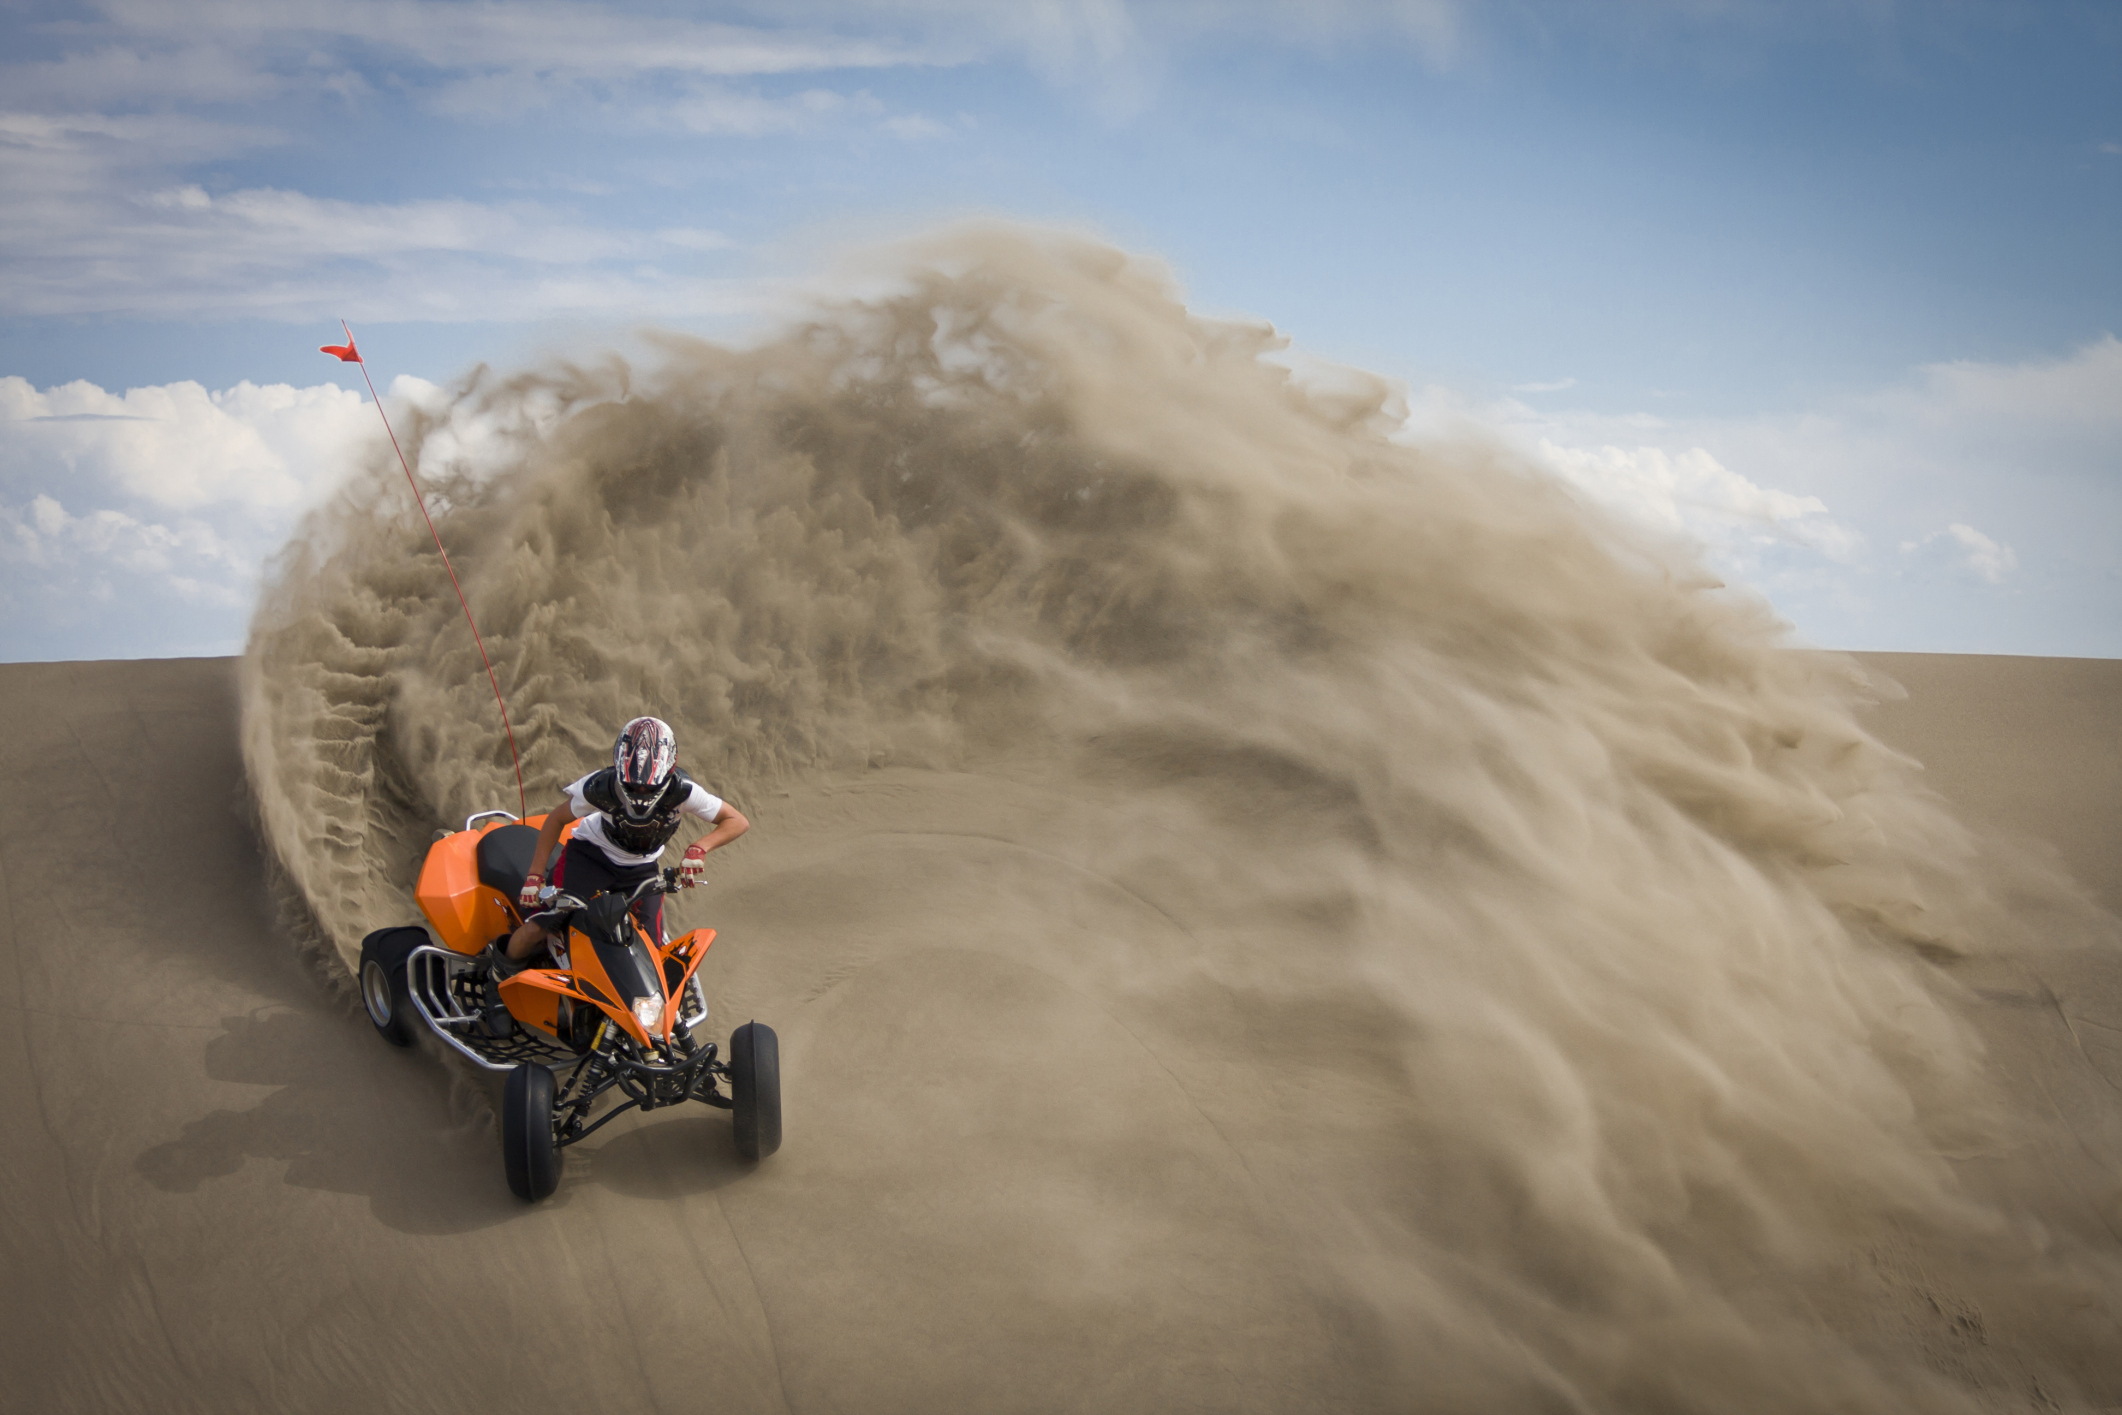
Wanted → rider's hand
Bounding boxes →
[680,843,707,888]
[519,872,543,909]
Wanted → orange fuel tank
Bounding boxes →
[416,813,577,954]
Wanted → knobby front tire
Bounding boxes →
[730,1021,782,1162]
[503,1062,562,1201]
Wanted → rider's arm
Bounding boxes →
[690,802,749,855]
[677,802,748,887]
[528,795,576,877]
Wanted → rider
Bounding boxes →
[491,716,749,972]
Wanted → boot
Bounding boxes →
[478,945,522,1038]
[478,941,526,980]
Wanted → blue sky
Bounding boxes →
[3,0,2117,660]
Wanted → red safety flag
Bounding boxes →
[311,318,528,814]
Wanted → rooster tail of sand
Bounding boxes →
[242,226,2117,1411]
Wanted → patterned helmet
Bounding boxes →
[612,716,677,822]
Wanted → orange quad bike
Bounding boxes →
[354,809,781,1201]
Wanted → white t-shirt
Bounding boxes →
[563,773,726,867]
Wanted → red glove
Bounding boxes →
[680,843,707,888]
[519,872,544,909]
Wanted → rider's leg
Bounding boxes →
[504,918,546,961]
[502,842,575,962]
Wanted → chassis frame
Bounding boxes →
[405,943,733,1150]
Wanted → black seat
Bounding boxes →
[475,823,540,901]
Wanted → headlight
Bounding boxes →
[632,995,665,1032]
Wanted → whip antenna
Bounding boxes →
[322,321,527,816]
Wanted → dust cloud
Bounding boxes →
[242,227,2118,1412]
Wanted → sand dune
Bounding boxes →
[0,651,2115,1412]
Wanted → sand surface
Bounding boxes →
[1,651,2117,1413]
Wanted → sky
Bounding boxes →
[2,0,2117,661]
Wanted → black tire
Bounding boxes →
[503,1063,562,1201]
[729,1021,782,1162]
[357,927,424,1047]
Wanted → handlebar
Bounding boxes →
[637,868,684,900]
[530,867,685,918]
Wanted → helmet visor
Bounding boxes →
[614,772,662,818]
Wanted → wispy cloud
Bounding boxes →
[665,86,873,137]
[0,38,290,108]
[1422,336,2122,650]
[1511,376,1576,393]
[11,0,1465,132]
[136,184,701,265]
[1886,335,2122,427]
[0,0,1469,325]
[0,1,966,320]
[0,109,276,155]
[1158,0,1459,64]
[1400,381,1866,605]
[0,141,759,319]
[6,494,248,604]
[1537,439,1862,561]
[0,365,614,656]
[1903,523,2017,585]
[0,374,369,508]
[0,370,396,655]
[40,1,936,96]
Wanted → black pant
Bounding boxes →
[549,838,664,941]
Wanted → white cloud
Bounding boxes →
[8,2,934,109]
[666,86,869,137]
[883,112,953,140]
[0,109,274,155]
[0,147,764,319]
[424,70,928,137]
[1511,377,1576,393]
[1902,523,2017,585]
[1884,335,2122,429]
[0,372,398,654]
[0,2,963,321]
[1535,440,1862,562]
[1409,336,2121,653]
[0,366,589,656]
[1400,384,1866,596]
[1,375,370,509]
[1156,0,1459,64]
[136,184,687,265]
[0,0,1461,321]
[775,0,1461,69]
[0,39,290,108]
[7,493,247,600]
[653,226,737,252]
[2,488,258,655]
[7,0,1463,140]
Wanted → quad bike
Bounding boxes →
[355,809,781,1201]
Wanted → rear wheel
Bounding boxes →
[357,928,422,1047]
[729,1021,781,1162]
[503,1063,562,1201]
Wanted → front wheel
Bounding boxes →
[729,1021,782,1162]
[357,927,424,1047]
[503,1063,562,1201]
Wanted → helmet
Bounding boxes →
[612,716,678,822]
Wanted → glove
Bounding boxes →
[519,872,544,910]
[679,843,707,888]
